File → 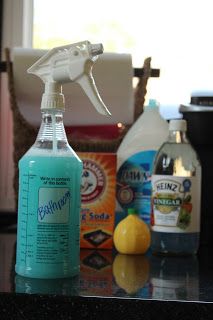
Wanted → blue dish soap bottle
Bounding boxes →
[15,41,111,278]
[116,99,169,225]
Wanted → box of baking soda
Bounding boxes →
[77,152,117,249]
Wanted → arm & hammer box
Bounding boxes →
[78,152,117,249]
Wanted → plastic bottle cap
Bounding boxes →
[128,208,139,215]
[147,99,159,109]
[169,119,187,132]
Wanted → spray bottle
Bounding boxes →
[15,41,110,279]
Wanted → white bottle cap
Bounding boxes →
[169,119,187,132]
[146,99,159,110]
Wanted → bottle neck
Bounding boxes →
[168,130,188,143]
[35,110,68,151]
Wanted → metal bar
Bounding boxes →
[134,67,160,77]
[0,61,160,77]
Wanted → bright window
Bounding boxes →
[33,0,213,111]
[1,0,213,211]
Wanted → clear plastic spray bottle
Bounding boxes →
[15,41,110,278]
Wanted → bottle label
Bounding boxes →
[151,175,201,233]
[38,187,70,223]
[116,150,156,224]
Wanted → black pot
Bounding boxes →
[179,92,213,247]
[179,93,213,145]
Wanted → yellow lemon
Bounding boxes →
[113,253,150,294]
[113,209,151,254]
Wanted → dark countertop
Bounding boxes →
[1,227,213,319]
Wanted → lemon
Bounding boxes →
[113,209,151,254]
[113,253,150,294]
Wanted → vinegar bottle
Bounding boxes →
[151,119,201,255]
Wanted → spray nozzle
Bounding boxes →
[88,43,104,56]
[27,40,111,116]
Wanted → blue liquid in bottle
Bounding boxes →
[15,111,82,278]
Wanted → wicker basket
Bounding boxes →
[5,48,153,208]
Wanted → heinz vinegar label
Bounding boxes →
[151,175,201,233]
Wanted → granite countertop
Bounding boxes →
[1,228,213,319]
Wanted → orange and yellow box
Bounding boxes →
[77,152,117,249]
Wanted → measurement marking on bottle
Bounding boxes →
[20,173,38,264]
[21,174,30,264]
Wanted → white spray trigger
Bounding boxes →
[78,75,110,116]
[27,40,111,116]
